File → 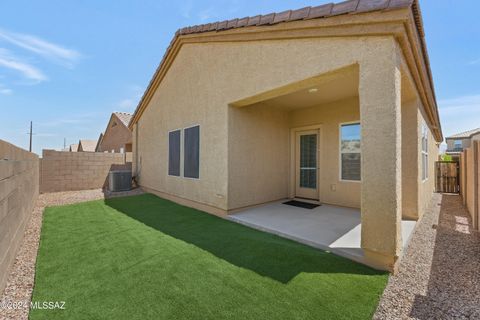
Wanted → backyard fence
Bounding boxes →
[0,140,39,294]
[435,161,459,193]
[459,141,480,230]
[40,150,132,193]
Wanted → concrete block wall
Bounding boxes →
[40,150,129,193]
[0,140,39,294]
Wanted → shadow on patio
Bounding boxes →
[104,194,386,284]
[229,201,417,268]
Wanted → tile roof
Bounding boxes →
[79,140,97,152]
[447,128,480,139]
[130,0,439,139]
[114,112,133,128]
[176,0,413,36]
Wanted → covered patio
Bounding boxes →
[229,202,417,269]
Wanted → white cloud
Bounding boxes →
[438,94,480,138]
[198,7,215,21]
[0,83,12,95]
[0,88,12,95]
[117,98,136,110]
[0,28,81,68]
[115,85,144,111]
[179,0,194,18]
[468,58,480,65]
[0,48,47,82]
[38,112,100,128]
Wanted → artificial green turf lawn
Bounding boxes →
[30,193,388,320]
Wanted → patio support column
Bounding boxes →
[359,42,402,272]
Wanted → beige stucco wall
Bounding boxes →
[418,109,439,218]
[401,99,419,219]
[461,143,480,229]
[227,97,360,211]
[0,140,39,294]
[227,104,290,210]
[135,36,401,213]
[98,115,132,153]
[40,150,128,193]
[134,29,441,270]
[289,97,361,208]
[465,148,475,222]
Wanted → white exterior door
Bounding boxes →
[295,130,319,200]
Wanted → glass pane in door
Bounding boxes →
[299,134,317,189]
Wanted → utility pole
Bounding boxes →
[63,137,66,149]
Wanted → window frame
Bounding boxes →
[453,139,462,149]
[339,121,361,183]
[421,123,429,182]
[167,125,200,180]
[183,124,200,180]
[167,128,182,177]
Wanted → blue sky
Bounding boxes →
[0,0,478,154]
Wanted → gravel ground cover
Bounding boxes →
[0,188,143,320]
[374,193,480,319]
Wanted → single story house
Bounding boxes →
[94,133,104,152]
[128,0,442,271]
[445,128,480,160]
[69,144,78,152]
[77,139,97,152]
[96,112,133,153]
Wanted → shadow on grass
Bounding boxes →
[105,193,385,283]
[409,194,480,319]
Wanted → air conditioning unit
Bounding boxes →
[108,170,132,192]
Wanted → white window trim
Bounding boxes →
[421,123,429,182]
[167,124,200,180]
[339,121,361,183]
[167,128,183,178]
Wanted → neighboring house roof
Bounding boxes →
[446,128,480,139]
[95,133,104,152]
[129,0,442,141]
[114,112,133,128]
[78,140,97,152]
[69,144,78,152]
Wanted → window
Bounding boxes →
[340,122,361,181]
[299,134,317,189]
[422,124,429,181]
[168,126,200,179]
[454,139,462,150]
[184,125,200,179]
[168,130,181,176]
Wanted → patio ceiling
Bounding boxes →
[231,64,359,110]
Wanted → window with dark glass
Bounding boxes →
[340,123,361,181]
[299,134,317,189]
[184,126,200,179]
[168,130,181,176]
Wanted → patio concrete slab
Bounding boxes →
[229,200,417,268]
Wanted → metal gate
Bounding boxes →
[435,161,460,193]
